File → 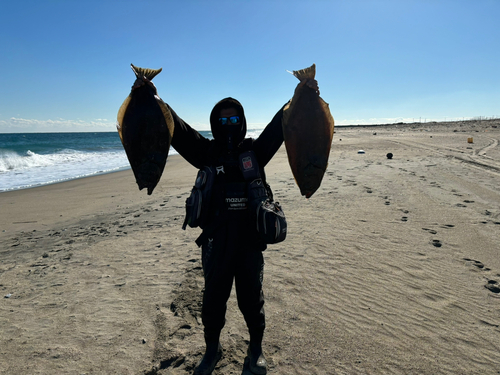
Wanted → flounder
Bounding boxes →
[282,64,335,198]
[117,64,174,195]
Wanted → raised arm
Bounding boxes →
[252,104,287,167]
[167,104,212,169]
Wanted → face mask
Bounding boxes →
[217,125,242,151]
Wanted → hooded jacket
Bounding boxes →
[209,97,247,152]
[168,98,287,248]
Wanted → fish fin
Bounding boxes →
[130,64,163,80]
[291,64,316,80]
[157,98,175,139]
[282,99,292,126]
[116,95,131,142]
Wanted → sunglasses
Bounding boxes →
[219,116,240,125]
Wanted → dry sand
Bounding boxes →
[1,119,499,375]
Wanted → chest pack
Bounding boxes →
[182,165,216,230]
[182,150,287,244]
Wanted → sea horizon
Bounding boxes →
[2,117,496,135]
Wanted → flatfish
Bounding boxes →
[117,64,174,195]
[282,63,335,198]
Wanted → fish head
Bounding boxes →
[135,161,162,195]
[123,120,171,195]
[298,157,329,198]
[129,148,166,195]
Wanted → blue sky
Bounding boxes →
[0,0,499,133]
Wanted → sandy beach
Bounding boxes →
[1,119,499,375]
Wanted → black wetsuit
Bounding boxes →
[168,98,285,339]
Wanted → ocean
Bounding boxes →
[0,129,263,192]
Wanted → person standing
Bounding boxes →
[132,77,318,375]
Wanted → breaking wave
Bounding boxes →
[0,148,130,192]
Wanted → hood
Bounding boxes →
[210,97,247,151]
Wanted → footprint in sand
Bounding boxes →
[422,228,438,235]
[431,239,442,247]
[485,280,500,294]
[463,258,491,271]
[470,259,484,268]
[440,224,455,229]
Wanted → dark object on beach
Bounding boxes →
[387,153,393,159]
[282,64,335,198]
[117,64,174,195]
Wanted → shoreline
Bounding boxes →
[2,118,498,194]
[0,166,132,194]
[0,154,194,235]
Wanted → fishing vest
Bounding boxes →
[182,148,287,245]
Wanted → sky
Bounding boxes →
[0,0,499,133]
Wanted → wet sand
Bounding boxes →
[1,119,500,374]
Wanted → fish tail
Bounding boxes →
[131,64,163,80]
[292,63,316,80]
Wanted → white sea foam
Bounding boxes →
[0,149,112,172]
[246,129,264,139]
[0,150,50,172]
[0,149,130,192]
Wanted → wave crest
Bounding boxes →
[0,149,68,172]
